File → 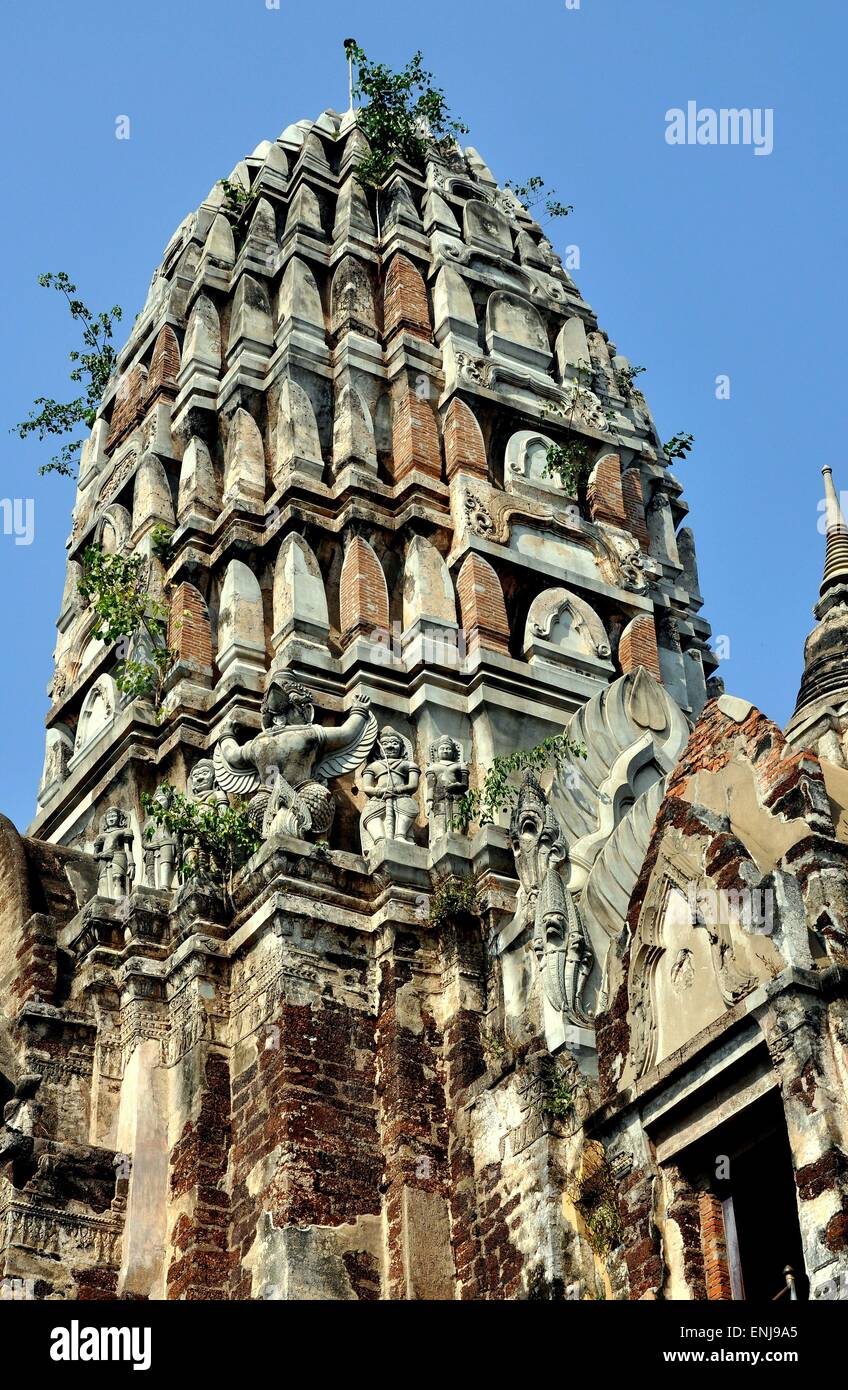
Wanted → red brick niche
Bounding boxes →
[456,553,510,655]
[340,536,390,641]
[145,325,181,407]
[391,378,442,482]
[588,453,626,527]
[443,398,489,481]
[618,613,661,682]
[106,363,148,453]
[384,254,432,343]
[168,582,213,672]
[621,468,651,551]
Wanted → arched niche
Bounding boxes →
[504,429,566,497]
[71,674,119,764]
[523,586,614,681]
[485,292,551,373]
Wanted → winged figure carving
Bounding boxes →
[213,680,376,840]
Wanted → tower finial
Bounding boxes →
[786,464,848,732]
[344,38,357,114]
[820,465,848,595]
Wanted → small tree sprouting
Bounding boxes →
[344,41,469,195]
[77,537,175,714]
[141,785,261,895]
[504,175,573,222]
[663,432,695,462]
[451,734,587,834]
[13,272,123,478]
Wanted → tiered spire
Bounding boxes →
[788,465,848,733]
[820,466,848,594]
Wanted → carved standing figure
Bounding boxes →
[143,785,178,891]
[181,758,229,881]
[425,735,469,838]
[213,679,377,841]
[360,728,420,854]
[94,807,135,899]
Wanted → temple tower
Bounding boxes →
[0,108,725,1301]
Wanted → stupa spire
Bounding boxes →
[820,465,848,594]
[787,464,848,744]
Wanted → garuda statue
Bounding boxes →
[213,679,377,840]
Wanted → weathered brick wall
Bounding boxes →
[167,1052,234,1300]
[228,928,382,1300]
[698,1191,732,1300]
[375,929,454,1299]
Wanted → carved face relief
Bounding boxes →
[261,681,315,733]
[191,762,216,795]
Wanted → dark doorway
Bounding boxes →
[684,1090,808,1301]
[723,1112,807,1302]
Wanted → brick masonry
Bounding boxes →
[169,582,213,670]
[456,553,510,654]
[443,397,489,480]
[383,254,432,342]
[339,536,390,639]
[391,378,442,481]
[618,613,661,682]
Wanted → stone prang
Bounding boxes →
[1,106,845,1305]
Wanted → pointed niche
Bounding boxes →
[274,378,324,485]
[330,256,377,340]
[272,533,330,655]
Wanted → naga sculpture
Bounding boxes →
[508,773,594,1026]
[214,679,376,840]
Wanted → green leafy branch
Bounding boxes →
[217,177,259,249]
[345,40,469,192]
[427,874,481,930]
[568,1144,623,1256]
[451,733,587,834]
[13,272,123,477]
[78,542,175,714]
[544,438,595,500]
[542,358,611,507]
[141,784,261,892]
[505,174,573,221]
[614,362,646,402]
[663,431,695,462]
[538,1060,575,1122]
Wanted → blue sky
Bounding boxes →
[1,0,844,831]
